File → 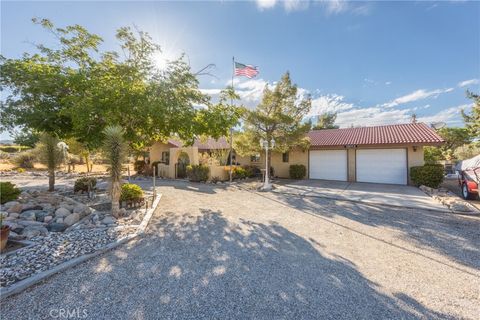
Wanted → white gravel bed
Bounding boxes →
[0,227,136,288]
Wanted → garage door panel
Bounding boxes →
[309,150,347,181]
[356,149,407,185]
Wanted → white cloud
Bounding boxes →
[199,88,222,95]
[417,104,471,126]
[382,87,454,108]
[308,94,355,117]
[385,81,392,86]
[256,0,277,10]
[458,78,479,88]
[335,107,411,127]
[321,0,348,15]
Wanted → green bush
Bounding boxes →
[74,177,97,193]
[410,164,444,188]
[0,182,21,204]
[242,165,260,178]
[0,145,29,153]
[186,164,210,182]
[289,164,306,179]
[120,183,144,202]
[13,151,35,169]
[232,166,247,180]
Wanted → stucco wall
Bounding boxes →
[271,149,309,178]
[150,142,170,163]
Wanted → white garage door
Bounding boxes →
[356,149,407,185]
[309,150,347,181]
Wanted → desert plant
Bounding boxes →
[0,182,21,204]
[410,164,444,188]
[74,177,97,193]
[289,164,306,179]
[35,134,66,191]
[186,164,210,182]
[13,151,35,169]
[120,183,144,202]
[102,126,127,218]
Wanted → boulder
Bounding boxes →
[3,201,19,209]
[47,222,68,232]
[22,225,48,238]
[102,216,117,225]
[55,207,71,218]
[73,204,91,217]
[8,212,19,219]
[7,203,23,214]
[64,213,80,226]
[44,216,53,223]
[56,218,64,224]
[19,210,39,221]
[58,202,74,211]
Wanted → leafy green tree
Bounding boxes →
[35,133,66,191]
[234,72,312,169]
[313,112,339,130]
[13,129,39,148]
[454,143,480,160]
[1,18,212,153]
[437,127,472,160]
[423,146,443,164]
[462,91,480,138]
[102,126,127,218]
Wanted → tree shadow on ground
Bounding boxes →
[1,208,457,319]
[266,190,480,271]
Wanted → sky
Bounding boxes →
[1,0,479,140]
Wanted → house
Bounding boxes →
[149,123,444,185]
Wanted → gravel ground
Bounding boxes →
[1,227,137,287]
[1,180,479,319]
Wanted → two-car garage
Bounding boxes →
[309,148,408,185]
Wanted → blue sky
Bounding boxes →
[1,1,479,140]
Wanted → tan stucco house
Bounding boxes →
[149,123,444,185]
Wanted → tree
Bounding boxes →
[462,91,480,137]
[102,126,127,218]
[424,127,472,162]
[234,72,312,170]
[13,129,39,148]
[313,112,339,130]
[424,146,443,164]
[1,19,211,152]
[454,143,480,160]
[35,133,66,191]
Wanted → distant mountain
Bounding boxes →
[0,139,14,145]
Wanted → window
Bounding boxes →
[161,151,170,165]
[250,154,261,163]
[282,152,289,163]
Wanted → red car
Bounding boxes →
[456,155,480,200]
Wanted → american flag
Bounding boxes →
[234,62,259,78]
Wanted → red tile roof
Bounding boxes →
[167,137,230,150]
[307,123,444,147]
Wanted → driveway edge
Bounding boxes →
[0,194,162,301]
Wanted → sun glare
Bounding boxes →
[152,51,177,71]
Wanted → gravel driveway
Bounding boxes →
[1,180,479,319]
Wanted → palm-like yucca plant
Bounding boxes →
[102,125,127,218]
[36,133,66,192]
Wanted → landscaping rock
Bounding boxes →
[73,204,91,217]
[17,220,46,227]
[19,210,38,221]
[20,205,43,213]
[2,201,19,210]
[7,213,19,219]
[56,218,64,224]
[64,213,80,226]
[47,223,68,232]
[35,211,50,222]
[7,204,23,214]
[22,225,48,238]
[44,216,53,223]
[450,202,472,212]
[55,207,71,218]
[102,216,117,225]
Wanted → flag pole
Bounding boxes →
[229,56,234,183]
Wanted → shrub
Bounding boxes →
[0,182,21,204]
[232,166,247,180]
[242,165,261,178]
[186,165,210,182]
[410,164,444,188]
[120,183,144,202]
[74,177,97,193]
[289,164,306,179]
[13,151,35,168]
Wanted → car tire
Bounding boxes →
[462,183,477,200]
